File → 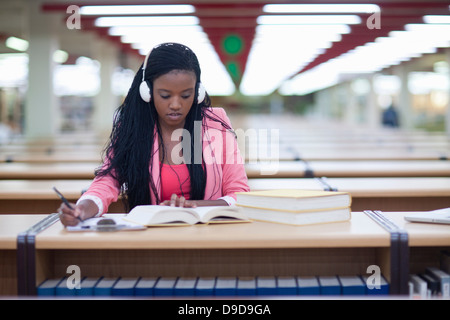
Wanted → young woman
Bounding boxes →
[59,42,249,227]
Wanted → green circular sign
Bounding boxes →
[222,34,243,55]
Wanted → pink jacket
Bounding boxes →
[80,107,250,213]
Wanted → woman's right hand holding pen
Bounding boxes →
[58,199,99,227]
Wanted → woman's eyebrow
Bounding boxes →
[157,88,194,93]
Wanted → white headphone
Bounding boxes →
[139,49,206,104]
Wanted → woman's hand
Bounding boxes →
[159,194,228,207]
[58,199,99,227]
[160,194,197,208]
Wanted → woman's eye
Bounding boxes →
[182,95,191,99]
[161,95,170,99]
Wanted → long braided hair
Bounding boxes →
[96,43,231,211]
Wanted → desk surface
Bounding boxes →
[0,160,448,180]
[0,162,99,179]
[0,214,48,249]
[246,160,450,178]
[247,177,450,197]
[34,212,390,250]
[1,177,449,200]
[0,180,90,200]
[380,211,450,247]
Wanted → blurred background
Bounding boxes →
[0,0,449,142]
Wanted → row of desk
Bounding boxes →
[1,211,449,297]
[0,177,449,214]
[0,159,450,180]
[1,115,449,297]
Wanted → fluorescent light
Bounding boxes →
[257,15,361,25]
[53,50,69,64]
[6,37,29,51]
[108,25,204,36]
[80,5,195,15]
[423,15,450,24]
[280,22,450,95]
[240,24,348,95]
[263,4,380,13]
[95,16,199,27]
[0,53,28,87]
[111,25,234,96]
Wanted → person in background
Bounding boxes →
[59,42,249,226]
[382,104,400,128]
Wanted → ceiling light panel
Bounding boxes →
[263,4,380,14]
[80,5,195,15]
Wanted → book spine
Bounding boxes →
[297,276,320,295]
[93,277,119,296]
[112,277,140,296]
[174,277,198,296]
[318,276,341,295]
[276,276,297,295]
[195,277,216,296]
[154,277,177,296]
[338,276,366,296]
[214,277,237,296]
[134,277,158,296]
[256,276,277,296]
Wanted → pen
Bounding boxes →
[53,186,83,222]
[53,186,74,209]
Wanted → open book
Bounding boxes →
[123,205,250,226]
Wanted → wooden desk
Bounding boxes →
[245,160,450,178]
[0,214,48,295]
[0,162,99,180]
[30,212,392,294]
[1,177,449,214]
[377,211,450,280]
[0,180,119,214]
[0,152,103,163]
[0,159,448,181]
[247,177,450,211]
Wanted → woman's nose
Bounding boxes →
[169,96,182,110]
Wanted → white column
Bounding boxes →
[344,81,358,125]
[25,0,59,141]
[366,74,380,129]
[394,63,413,130]
[446,48,450,137]
[92,38,120,137]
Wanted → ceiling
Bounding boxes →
[0,0,449,96]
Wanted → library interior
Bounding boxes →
[0,0,449,301]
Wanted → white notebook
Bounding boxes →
[404,208,450,225]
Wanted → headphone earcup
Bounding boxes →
[139,81,151,102]
[197,83,206,104]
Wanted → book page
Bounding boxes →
[125,206,200,226]
[193,206,249,223]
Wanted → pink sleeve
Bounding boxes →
[82,171,121,213]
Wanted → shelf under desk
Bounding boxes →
[0,214,48,296]
[28,212,393,295]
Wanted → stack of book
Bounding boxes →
[236,189,352,226]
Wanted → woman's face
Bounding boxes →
[152,70,197,130]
